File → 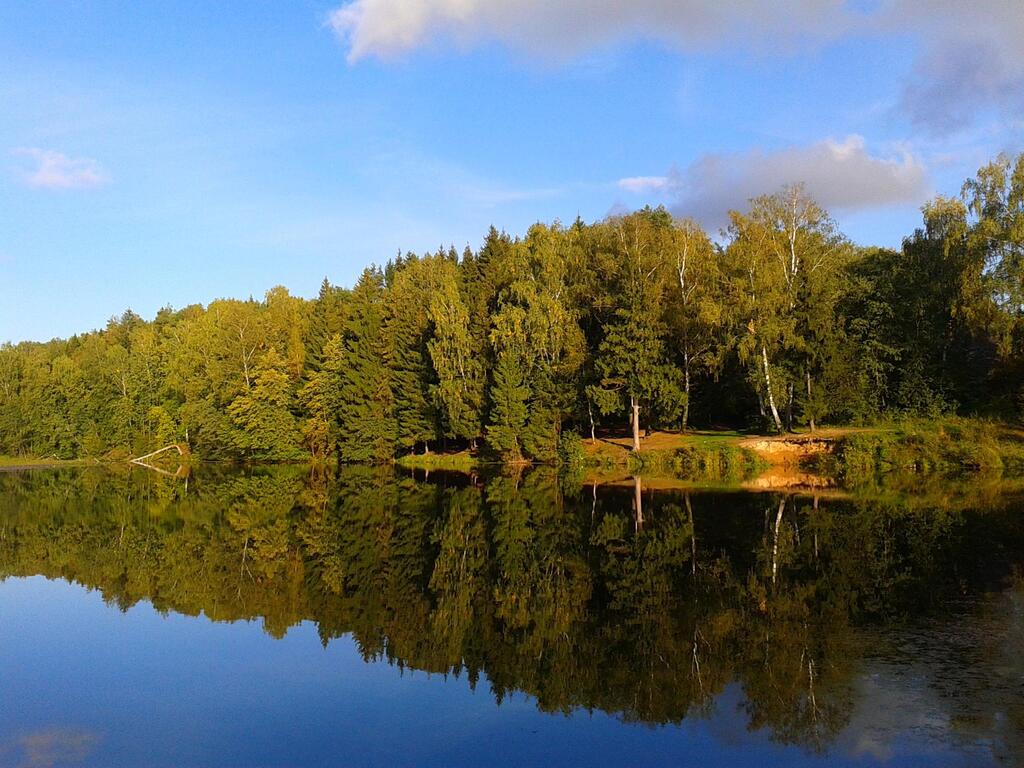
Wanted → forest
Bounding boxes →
[1,154,1022,463]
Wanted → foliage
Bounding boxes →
[2,155,1024,463]
[395,451,478,472]
[834,420,1024,479]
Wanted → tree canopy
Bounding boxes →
[2,155,1023,462]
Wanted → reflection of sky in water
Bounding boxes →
[0,728,100,768]
[0,576,1012,768]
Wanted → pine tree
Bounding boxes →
[306,278,347,373]
[521,367,560,462]
[299,334,345,458]
[487,351,529,462]
[383,255,442,453]
[336,268,397,462]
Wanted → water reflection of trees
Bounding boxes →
[1,466,1022,757]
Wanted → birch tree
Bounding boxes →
[666,219,723,430]
[726,186,845,431]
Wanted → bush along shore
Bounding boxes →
[821,421,1024,479]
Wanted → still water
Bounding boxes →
[0,466,1021,767]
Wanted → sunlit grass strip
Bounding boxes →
[395,451,478,472]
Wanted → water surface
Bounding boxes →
[1,466,1021,767]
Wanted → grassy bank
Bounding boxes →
[0,456,96,470]
[395,451,479,472]
[628,443,766,481]
[822,419,1024,479]
[580,431,767,482]
[578,420,1024,486]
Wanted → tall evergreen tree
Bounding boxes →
[590,210,684,450]
[300,334,345,459]
[336,268,397,462]
[487,351,529,462]
[385,255,441,453]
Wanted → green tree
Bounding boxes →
[299,335,345,459]
[725,185,847,431]
[666,219,723,429]
[227,348,303,458]
[336,269,397,462]
[487,351,530,462]
[590,211,684,450]
[385,254,442,453]
[429,260,486,448]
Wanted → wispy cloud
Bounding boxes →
[12,148,109,190]
[327,0,854,63]
[617,176,672,195]
[884,1,1024,135]
[328,0,1024,135]
[619,135,929,229]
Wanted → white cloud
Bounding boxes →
[327,0,856,63]
[620,135,929,228]
[12,148,109,190]
[617,176,672,195]
[328,0,1024,133]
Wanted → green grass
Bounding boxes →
[0,455,95,469]
[577,430,763,482]
[828,418,1024,479]
[627,444,766,481]
[395,451,479,472]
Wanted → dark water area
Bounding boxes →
[0,465,1022,767]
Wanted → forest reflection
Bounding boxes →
[1,465,1022,760]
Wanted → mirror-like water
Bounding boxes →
[1,466,1022,767]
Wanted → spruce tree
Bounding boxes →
[487,351,529,462]
[336,268,397,462]
[299,334,345,458]
[385,255,440,453]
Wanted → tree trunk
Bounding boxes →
[685,493,696,575]
[633,475,644,531]
[682,349,691,431]
[771,497,785,586]
[786,381,794,432]
[813,495,819,560]
[761,344,784,432]
[806,369,815,432]
[588,400,596,443]
[631,396,641,452]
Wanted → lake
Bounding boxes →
[0,466,1021,767]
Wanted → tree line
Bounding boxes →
[1,154,1022,462]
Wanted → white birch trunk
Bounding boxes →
[761,344,783,432]
[631,396,641,452]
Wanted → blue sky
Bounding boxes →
[2,1,1022,343]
